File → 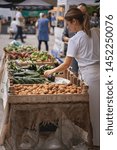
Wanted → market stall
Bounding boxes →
[13,0,53,34]
[0,43,92,149]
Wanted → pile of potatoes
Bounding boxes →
[10,83,83,95]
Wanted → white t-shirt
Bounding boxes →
[67,28,100,67]
[15,11,23,26]
[10,20,17,32]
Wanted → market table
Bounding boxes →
[0,57,93,150]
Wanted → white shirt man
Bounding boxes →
[16,10,24,27]
[14,8,25,43]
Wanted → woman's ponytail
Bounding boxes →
[83,14,91,37]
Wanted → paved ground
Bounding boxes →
[0,33,55,59]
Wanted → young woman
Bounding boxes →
[62,3,89,75]
[44,8,100,147]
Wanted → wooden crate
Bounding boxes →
[5,96,92,150]
[9,69,88,92]
[8,91,89,104]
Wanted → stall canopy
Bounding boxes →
[0,0,12,8]
[14,0,53,10]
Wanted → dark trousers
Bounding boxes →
[51,25,55,34]
[38,40,48,51]
[14,26,24,42]
[70,58,79,75]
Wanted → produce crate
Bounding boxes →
[6,69,92,149]
[8,70,88,103]
[9,69,88,93]
[6,49,57,66]
[14,52,57,66]
[8,84,88,103]
[8,61,57,85]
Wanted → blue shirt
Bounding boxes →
[38,18,49,41]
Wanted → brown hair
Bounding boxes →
[65,8,91,37]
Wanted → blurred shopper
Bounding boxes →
[62,26,75,56]
[36,13,50,51]
[90,11,100,28]
[44,8,100,147]
[14,7,25,43]
[39,12,43,19]
[62,26,78,75]
[77,3,91,36]
[78,2,87,14]
[8,18,17,39]
[51,13,56,35]
[35,13,43,36]
[47,12,52,27]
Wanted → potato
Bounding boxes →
[65,89,70,93]
[49,84,54,90]
[43,90,48,94]
[48,91,53,94]
[59,88,65,93]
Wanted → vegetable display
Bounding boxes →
[4,45,55,63]
[9,62,55,84]
[5,43,88,96]
[10,83,82,95]
[4,45,37,53]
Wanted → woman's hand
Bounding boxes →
[44,69,54,77]
[44,56,73,77]
[64,37,69,43]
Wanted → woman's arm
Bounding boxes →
[44,56,73,77]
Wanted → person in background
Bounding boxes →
[62,25,78,75]
[62,24,76,56]
[14,7,25,43]
[90,11,100,28]
[8,18,17,39]
[62,3,89,75]
[36,13,50,51]
[44,8,100,148]
[51,13,56,35]
[77,3,91,37]
[47,12,52,27]
[39,13,43,19]
[35,13,43,36]
[77,3,87,14]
